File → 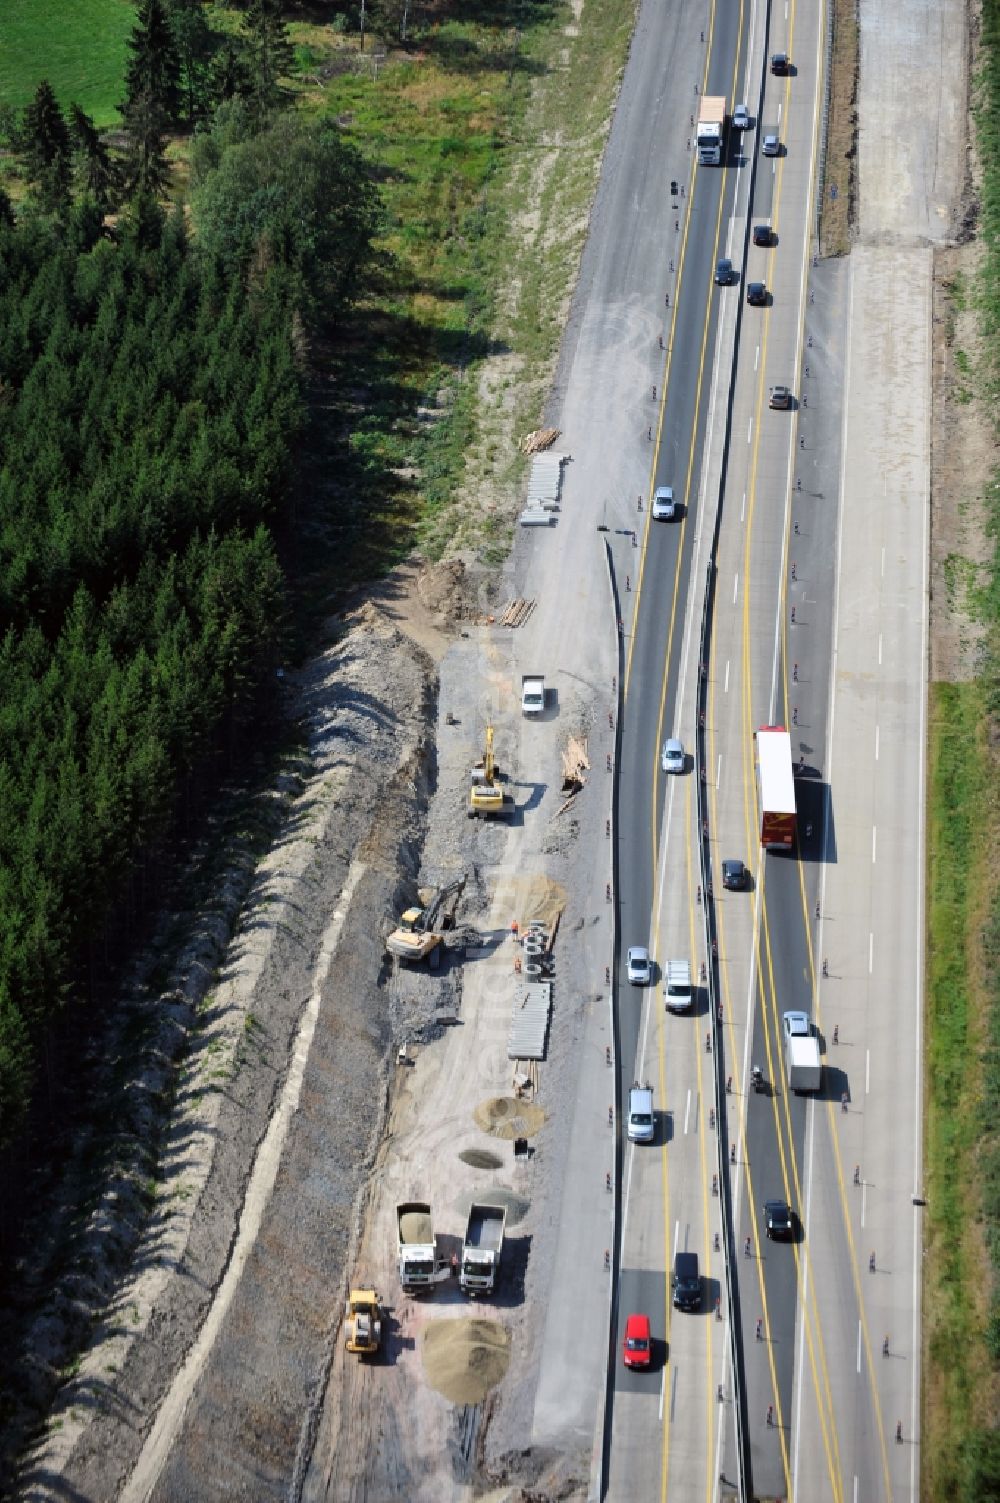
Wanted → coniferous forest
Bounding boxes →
[0,1,382,1155]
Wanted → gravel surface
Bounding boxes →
[15,602,444,1501]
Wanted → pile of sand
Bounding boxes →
[473,1096,546,1141]
[398,1207,434,1243]
[490,873,566,935]
[422,1318,511,1405]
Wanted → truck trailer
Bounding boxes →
[757,725,797,849]
[696,96,726,165]
[459,1203,507,1295]
[785,1033,822,1092]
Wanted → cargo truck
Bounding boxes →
[696,96,727,165]
[459,1203,507,1295]
[784,1026,822,1093]
[664,958,693,1012]
[757,725,797,849]
[396,1201,441,1294]
[521,675,545,715]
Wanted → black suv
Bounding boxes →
[746,282,768,307]
[771,52,790,75]
[722,859,749,891]
[752,223,773,247]
[764,1200,795,1240]
[672,1251,701,1310]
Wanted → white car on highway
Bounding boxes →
[627,947,651,985]
[661,738,685,774]
[783,1010,811,1038]
[651,485,676,520]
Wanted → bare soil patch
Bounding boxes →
[474,1097,547,1141]
[819,0,859,256]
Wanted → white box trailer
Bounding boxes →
[758,725,797,849]
[785,1034,822,1092]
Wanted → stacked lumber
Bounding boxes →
[520,427,560,454]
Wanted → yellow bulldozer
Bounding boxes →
[468,726,514,819]
[344,1288,383,1358]
[386,876,466,967]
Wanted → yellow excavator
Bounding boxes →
[386,876,466,967]
[468,726,514,819]
[344,1288,383,1358]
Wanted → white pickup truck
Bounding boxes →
[521,675,545,715]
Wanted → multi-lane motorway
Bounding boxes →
[603,1,926,1500]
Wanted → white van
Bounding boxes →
[665,959,693,1012]
[627,1084,655,1143]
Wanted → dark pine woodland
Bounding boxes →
[0,106,381,1154]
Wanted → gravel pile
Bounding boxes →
[422,1319,511,1406]
[473,1097,546,1140]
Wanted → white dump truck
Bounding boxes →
[696,96,726,165]
[396,1201,440,1294]
[459,1203,507,1295]
[521,675,545,715]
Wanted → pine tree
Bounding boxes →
[210,38,251,105]
[164,0,214,125]
[242,0,294,116]
[121,0,181,125]
[69,104,119,211]
[120,0,181,194]
[22,81,73,214]
[122,94,172,197]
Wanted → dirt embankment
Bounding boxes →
[11,581,479,1501]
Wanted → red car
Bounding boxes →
[622,1313,652,1369]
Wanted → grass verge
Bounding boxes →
[0,0,134,124]
[923,680,999,1499]
[922,7,1000,1494]
[276,0,637,592]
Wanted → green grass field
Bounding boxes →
[0,0,135,125]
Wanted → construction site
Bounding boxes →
[12,507,618,1501]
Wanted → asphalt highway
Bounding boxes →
[605,0,890,1498]
[577,0,928,1490]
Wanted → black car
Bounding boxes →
[752,223,773,247]
[771,52,790,75]
[746,282,768,307]
[764,1200,795,1240]
[715,257,734,286]
[672,1251,701,1310]
[722,859,749,890]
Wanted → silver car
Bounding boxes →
[652,485,675,520]
[762,134,781,157]
[733,104,750,130]
[661,738,685,774]
[627,946,651,985]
